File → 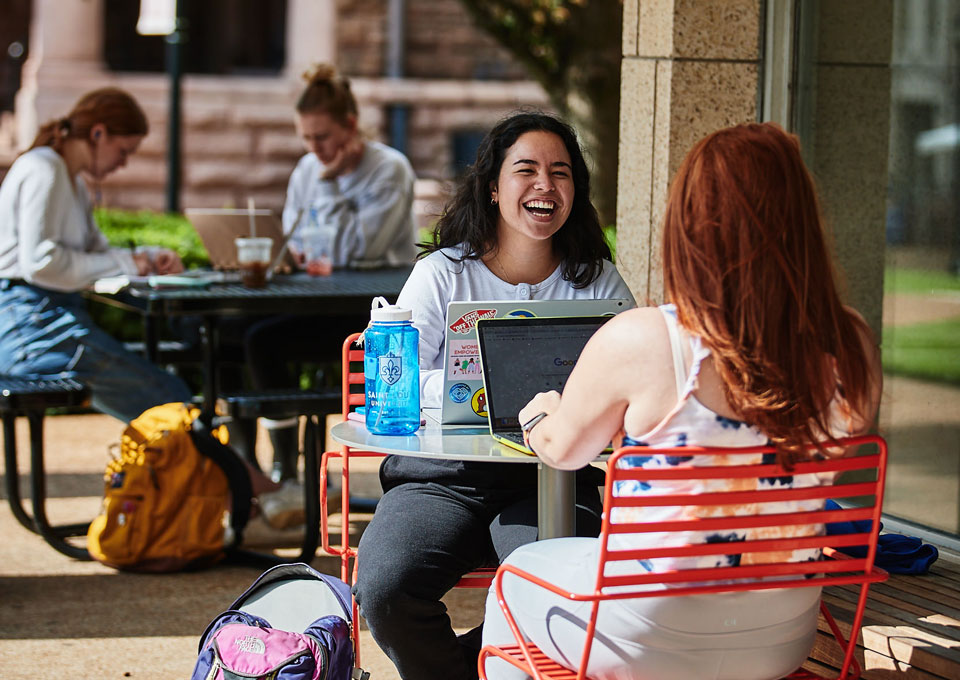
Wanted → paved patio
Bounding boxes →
[0,413,484,680]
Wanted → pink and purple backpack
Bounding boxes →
[191,563,365,680]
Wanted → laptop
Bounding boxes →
[477,315,613,454]
[185,208,296,273]
[440,299,629,424]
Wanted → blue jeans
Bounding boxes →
[0,282,192,422]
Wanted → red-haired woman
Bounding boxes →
[0,88,192,422]
[481,122,882,680]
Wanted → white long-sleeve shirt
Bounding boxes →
[282,141,418,267]
[0,147,137,291]
[396,247,637,407]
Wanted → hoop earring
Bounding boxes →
[490,197,497,205]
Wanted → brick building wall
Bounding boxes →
[1,0,548,218]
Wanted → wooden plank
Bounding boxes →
[809,631,946,679]
[822,591,960,650]
[881,576,960,611]
[816,596,960,677]
[823,587,960,641]
[830,583,960,634]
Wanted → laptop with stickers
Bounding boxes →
[476,315,613,453]
[440,299,629,424]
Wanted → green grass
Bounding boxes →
[882,314,960,384]
[881,267,960,384]
[884,267,960,294]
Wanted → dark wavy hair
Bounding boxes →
[421,112,611,288]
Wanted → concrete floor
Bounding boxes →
[0,413,485,680]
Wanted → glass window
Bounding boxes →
[881,0,960,534]
[103,0,287,75]
[789,0,960,535]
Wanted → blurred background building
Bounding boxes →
[1,0,958,541]
[0,0,547,222]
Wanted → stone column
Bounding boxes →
[285,0,337,80]
[800,1,892,335]
[617,0,762,303]
[16,0,105,148]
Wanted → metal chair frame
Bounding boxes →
[479,436,890,680]
[320,333,495,663]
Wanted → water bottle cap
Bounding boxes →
[370,295,412,322]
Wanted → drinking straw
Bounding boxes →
[247,197,256,238]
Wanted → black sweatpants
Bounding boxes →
[354,476,603,680]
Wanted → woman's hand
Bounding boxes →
[152,249,184,274]
[320,137,364,180]
[132,251,151,276]
[519,390,561,427]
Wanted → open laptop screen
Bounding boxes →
[478,316,611,432]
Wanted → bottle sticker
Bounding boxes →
[378,353,403,385]
[449,383,471,404]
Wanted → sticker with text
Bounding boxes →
[447,338,482,378]
[449,308,497,334]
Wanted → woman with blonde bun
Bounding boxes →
[0,87,193,422]
[244,63,418,483]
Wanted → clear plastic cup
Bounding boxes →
[299,225,333,277]
[235,237,273,288]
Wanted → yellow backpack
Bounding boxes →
[87,402,251,571]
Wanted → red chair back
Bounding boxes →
[481,435,889,680]
[320,333,494,663]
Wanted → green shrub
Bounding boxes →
[93,208,210,269]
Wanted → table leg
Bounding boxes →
[143,314,160,363]
[538,464,575,539]
[199,317,217,418]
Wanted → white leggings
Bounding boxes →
[481,538,820,680]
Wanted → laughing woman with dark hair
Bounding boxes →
[354,112,635,680]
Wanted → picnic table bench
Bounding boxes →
[806,545,960,678]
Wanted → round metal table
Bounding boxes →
[330,418,598,539]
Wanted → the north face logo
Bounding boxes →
[235,635,266,654]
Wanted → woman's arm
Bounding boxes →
[520,307,676,469]
[17,164,138,290]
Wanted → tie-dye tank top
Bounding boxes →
[610,304,856,574]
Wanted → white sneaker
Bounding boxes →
[240,514,306,548]
[260,480,306,529]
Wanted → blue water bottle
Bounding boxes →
[364,296,420,434]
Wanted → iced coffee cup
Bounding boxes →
[235,236,273,288]
[299,225,333,277]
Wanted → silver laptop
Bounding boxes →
[476,315,613,453]
[440,299,629,424]
[185,208,296,272]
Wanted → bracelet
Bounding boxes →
[521,411,549,452]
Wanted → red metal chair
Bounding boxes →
[478,435,889,680]
[320,333,495,662]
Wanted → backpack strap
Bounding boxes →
[190,417,253,547]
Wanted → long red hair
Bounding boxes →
[28,87,148,152]
[662,122,874,463]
